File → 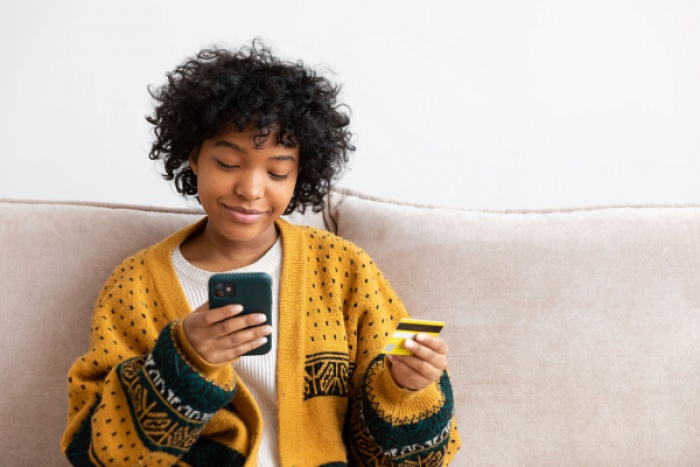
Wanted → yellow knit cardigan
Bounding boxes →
[61,218,460,466]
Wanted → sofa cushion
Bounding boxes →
[327,188,700,465]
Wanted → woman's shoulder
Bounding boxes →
[278,218,368,258]
[105,218,207,282]
[278,220,384,286]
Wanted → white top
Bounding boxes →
[171,238,282,467]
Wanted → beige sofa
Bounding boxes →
[1,188,699,466]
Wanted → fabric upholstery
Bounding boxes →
[326,189,700,466]
[0,200,203,466]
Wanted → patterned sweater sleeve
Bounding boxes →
[60,254,240,466]
[342,244,461,466]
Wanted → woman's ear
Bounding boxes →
[189,150,199,175]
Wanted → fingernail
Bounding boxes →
[254,314,267,324]
[230,305,243,314]
[404,339,414,349]
[415,333,425,342]
[260,337,268,345]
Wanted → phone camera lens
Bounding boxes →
[214,281,235,298]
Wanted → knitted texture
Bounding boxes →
[61,218,461,466]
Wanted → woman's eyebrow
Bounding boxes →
[269,155,297,162]
[214,140,247,154]
[213,140,295,162]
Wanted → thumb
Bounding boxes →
[190,301,211,314]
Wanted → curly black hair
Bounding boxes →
[146,40,354,214]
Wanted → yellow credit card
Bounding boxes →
[382,318,445,356]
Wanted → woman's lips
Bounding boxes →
[224,205,265,224]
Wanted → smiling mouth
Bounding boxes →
[228,206,263,215]
[223,205,266,224]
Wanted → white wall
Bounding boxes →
[1,0,699,210]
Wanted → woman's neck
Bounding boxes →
[179,221,279,272]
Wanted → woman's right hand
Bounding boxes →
[183,302,272,364]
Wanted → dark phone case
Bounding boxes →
[208,272,273,356]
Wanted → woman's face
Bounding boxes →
[190,127,299,250]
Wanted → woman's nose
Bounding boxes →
[234,171,264,201]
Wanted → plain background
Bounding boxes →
[1,0,698,210]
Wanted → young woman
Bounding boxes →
[62,41,460,466]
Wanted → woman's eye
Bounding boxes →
[216,160,238,169]
[269,173,288,181]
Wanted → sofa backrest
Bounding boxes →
[324,189,700,466]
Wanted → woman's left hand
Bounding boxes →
[386,333,449,391]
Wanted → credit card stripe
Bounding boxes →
[395,323,444,333]
[391,331,419,339]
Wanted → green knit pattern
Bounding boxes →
[118,322,236,456]
[347,356,455,466]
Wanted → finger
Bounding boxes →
[392,351,443,381]
[189,323,271,363]
[190,304,243,328]
[414,334,449,355]
[217,335,270,361]
[211,312,269,339]
[219,324,272,348]
[403,338,448,371]
[400,343,447,380]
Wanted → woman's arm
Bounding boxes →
[342,246,461,465]
[61,257,239,466]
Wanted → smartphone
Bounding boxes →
[208,272,273,356]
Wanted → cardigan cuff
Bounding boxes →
[373,356,445,423]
